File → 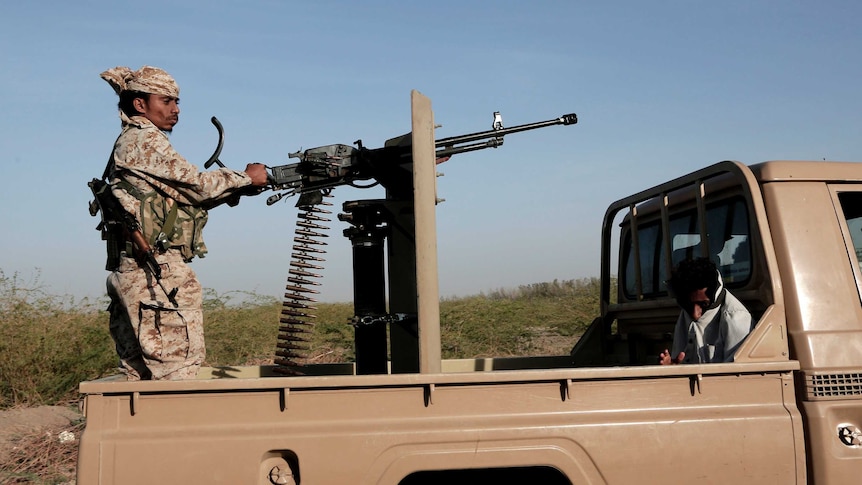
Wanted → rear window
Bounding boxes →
[622,197,751,298]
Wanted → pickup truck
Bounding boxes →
[77,92,862,484]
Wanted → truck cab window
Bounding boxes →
[622,197,751,300]
[838,192,862,270]
[624,222,661,296]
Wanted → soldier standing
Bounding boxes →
[98,65,268,380]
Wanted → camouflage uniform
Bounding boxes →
[100,66,253,380]
[107,250,204,380]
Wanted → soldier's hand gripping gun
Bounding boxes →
[264,111,578,205]
[88,179,179,305]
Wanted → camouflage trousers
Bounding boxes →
[106,249,205,380]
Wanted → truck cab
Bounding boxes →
[572,160,862,482]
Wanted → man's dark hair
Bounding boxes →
[668,257,719,298]
[117,90,149,118]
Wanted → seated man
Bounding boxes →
[659,257,754,364]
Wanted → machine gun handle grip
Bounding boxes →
[559,113,578,126]
[204,116,226,169]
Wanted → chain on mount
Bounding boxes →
[273,194,333,375]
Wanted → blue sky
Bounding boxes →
[1,1,860,303]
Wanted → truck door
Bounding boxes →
[779,184,862,483]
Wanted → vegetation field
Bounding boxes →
[0,271,603,408]
[0,270,608,483]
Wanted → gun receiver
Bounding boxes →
[265,111,577,205]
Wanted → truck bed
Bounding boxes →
[78,358,802,484]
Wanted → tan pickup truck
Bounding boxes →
[77,93,862,484]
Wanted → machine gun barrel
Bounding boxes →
[265,111,578,205]
[434,113,577,158]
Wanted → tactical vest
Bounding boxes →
[114,179,209,262]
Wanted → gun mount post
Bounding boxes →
[341,200,390,375]
[326,92,441,375]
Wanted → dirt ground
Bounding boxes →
[0,405,82,483]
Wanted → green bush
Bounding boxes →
[0,270,115,408]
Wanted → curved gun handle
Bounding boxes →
[204,116,226,169]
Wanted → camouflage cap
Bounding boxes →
[100,65,180,98]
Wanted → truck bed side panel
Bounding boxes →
[78,366,803,484]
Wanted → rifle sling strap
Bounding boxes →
[161,198,179,244]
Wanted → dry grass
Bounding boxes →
[1,273,604,408]
[1,419,83,484]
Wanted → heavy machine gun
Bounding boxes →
[262,111,577,205]
[202,99,577,375]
